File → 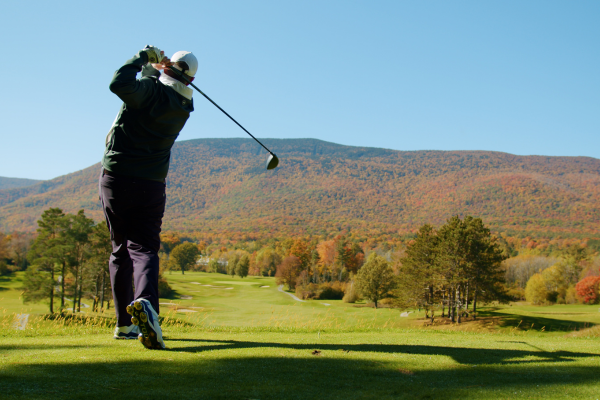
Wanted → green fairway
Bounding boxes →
[2,327,600,399]
[3,271,600,334]
[154,272,419,330]
[2,271,600,399]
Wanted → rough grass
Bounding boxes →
[2,271,600,399]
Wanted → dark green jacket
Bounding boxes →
[102,50,194,182]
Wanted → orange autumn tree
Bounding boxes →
[160,232,181,260]
[575,275,600,304]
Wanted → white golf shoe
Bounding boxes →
[126,298,165,350]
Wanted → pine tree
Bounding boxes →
[397,224,440,318]
[463,216,507,318]
[66,210,94,313]
[436,216,470,322]
[24,208,70,313]
[89,221,112,311]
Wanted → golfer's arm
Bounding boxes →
[141,64,160,78]
[109,51,156,109]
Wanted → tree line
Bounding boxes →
[7,207,599,317]
[160,215,511,323]
[20,208,112,313]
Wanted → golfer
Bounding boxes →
[99,45,197,349]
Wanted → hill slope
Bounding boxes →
[0,176,42,190]
[1,138,599,240]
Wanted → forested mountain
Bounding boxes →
[0,176,42,190]
[1,138,599,242]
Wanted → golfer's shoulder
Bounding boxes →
[158,83,194,110]
[139,75,160,84]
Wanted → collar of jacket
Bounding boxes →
[159,73,193,100]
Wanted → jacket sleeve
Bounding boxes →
[109,51,158,109]
[141,63,161,78]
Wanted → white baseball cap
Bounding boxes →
[171,51,198,77]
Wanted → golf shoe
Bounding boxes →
[127,298,165,350]
[113,324,140,339]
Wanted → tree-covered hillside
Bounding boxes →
[1,138,599,241]
[0,176,41,190]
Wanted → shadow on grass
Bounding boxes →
[0,343,112,351]
[0,272,19,287]
[167,338,599,366]
[159,288,180,300]
[2,347,600,400]
[478,307,596,332]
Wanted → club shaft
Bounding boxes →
[167,66,273,155]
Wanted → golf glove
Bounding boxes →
[142,45,164,64]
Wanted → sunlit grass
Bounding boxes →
[2,271,600,398]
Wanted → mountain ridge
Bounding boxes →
[1,138,599,241]
[0,176,43,190]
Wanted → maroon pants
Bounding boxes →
[99,170,166,327]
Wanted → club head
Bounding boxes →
[267,153,279,170]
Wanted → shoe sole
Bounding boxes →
[127,301,164,350]
[113,334,138,340]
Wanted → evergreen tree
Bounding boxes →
[463,216,508,318]
[436,216,470,322]
[66,210,94,313]
[24,208,70,313]
[88,221,112,311]
[396,224,440,318]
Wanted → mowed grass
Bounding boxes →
[2,271,600,399]
[2,327,600,399]
[156,272,419,329]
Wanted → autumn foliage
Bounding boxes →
[1,139,600,246]
[575,276,600,304]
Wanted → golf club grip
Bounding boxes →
[167,67,273,156]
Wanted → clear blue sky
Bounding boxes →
[1,0,598,180]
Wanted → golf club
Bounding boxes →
[167,66,279,170]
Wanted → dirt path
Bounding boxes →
[277,285,305,302]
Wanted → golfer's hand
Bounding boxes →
[142,45,169,65]
[151,57,173,70]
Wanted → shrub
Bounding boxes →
[0,261,8,276]
[546,291,559,304]
[319,281,345,300]
[158,272,173,298]
[565,285,578,304]
[295,283,318,300]
[525,273,548,305]
[575,276,600,304]
[506,286,525,301]
[343,282,360,303]
[378,298,394,306]
[295,281,346,300]
[206,258,220,273]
